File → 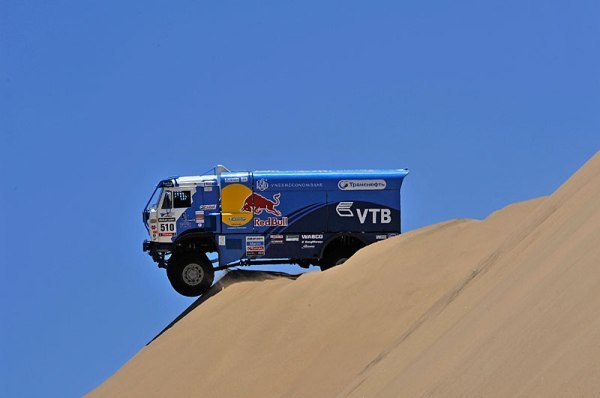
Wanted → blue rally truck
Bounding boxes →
[143,166,409,296]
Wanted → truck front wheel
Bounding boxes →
[167,253,215,297]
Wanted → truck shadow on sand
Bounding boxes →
[148,270,301,345]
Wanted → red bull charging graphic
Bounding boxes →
[242,193,282,216]
[241,192,289,227]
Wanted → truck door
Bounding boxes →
[177,179,220,233]
[157,188,193,242]
[220,172,254,234]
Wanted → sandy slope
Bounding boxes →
[89,152,599,398]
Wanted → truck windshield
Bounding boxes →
[162,190,172,209]
[149,188,163,209]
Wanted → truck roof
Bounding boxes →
[253,169,409,177]
[166,168,409,187]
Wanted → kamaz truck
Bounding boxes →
[143,166,409,296]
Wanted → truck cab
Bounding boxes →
[143,165,408,297]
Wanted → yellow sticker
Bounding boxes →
[221,183,253,227]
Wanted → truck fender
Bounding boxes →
[319,233,367,259]
[173,229,218,253]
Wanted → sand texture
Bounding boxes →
[89,152,600,397]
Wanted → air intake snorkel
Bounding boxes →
[142,184,161,232]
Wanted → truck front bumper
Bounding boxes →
[143,240,173,268]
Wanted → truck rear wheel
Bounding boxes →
[167,253,214,297]
[320,247,357,271]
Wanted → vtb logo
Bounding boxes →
[336,202,391,224]
[242,193,282,216]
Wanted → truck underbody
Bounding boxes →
[143,232,367,271]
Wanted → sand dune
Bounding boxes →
[88,152,600,397]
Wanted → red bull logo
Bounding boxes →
[254,217,288,227]
[241,193,282,216]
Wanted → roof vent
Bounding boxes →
[215,165,230,175]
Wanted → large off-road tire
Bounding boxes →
[319,247,358,271]
[167,253,215,297]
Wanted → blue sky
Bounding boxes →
[1,1,598,396]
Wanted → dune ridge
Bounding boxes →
[89,152,600,397]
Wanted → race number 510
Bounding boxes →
[160,223,175,232]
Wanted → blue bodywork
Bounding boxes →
[146,168,409,268]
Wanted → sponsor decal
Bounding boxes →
[150,219,157,223]
[221,183,253,227]
[158,217,176,222]
[376,234,387,240]
[204,186,213,192]
[159,212,172,217]
[301,234,323,240]
[246,236,265,256]
[335,202,391,224]
[241,177,248,182]
[200,204,217,210]
[183,213,196,226]
[270,234,283,239]
[301,233,323,248]
[159,232,175,236]
[224,177,240,183]
[218,235,226,246]
[286,235,299,242]
[269,182,323,189]
[357,208,391,224]
[387,233,398,238]
[246,236,264,244]
[241,193,282,216]
[338,179,386,190]
[256,178,268,191]
[335,202,354,217]
[255,217,288,227]
[271,240,283,244]
[243,192,289,228]
[195,211,205,223]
